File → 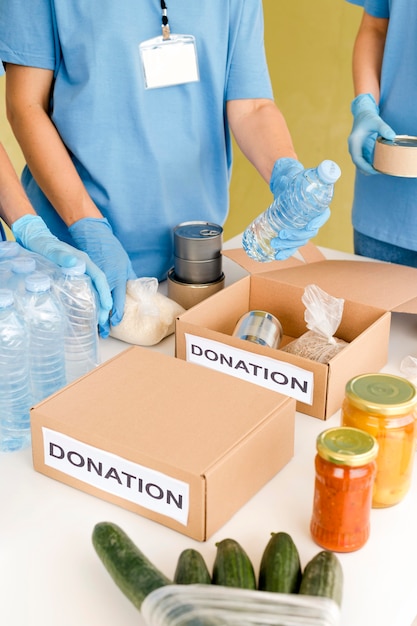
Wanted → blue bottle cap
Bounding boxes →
[25,271,51,293]
[11,256,36,275]
[0,240,21,259]
[317,160,341,184]
[60,260,87,276]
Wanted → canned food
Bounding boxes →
[232,310,283,349]
[310,427,378,552]
[173,222,223,261]
[341,373,417,507]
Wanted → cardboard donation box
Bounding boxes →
[175,244,417,420]
[31,346,295,541]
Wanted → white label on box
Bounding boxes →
[41,428,190,525]
[185,334,314,405]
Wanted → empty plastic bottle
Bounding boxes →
[56,260,99,383]
[0,288,32,452]
[242,160,341,262]
[24,271,67,403]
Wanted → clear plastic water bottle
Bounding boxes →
[24,271,67,403]
[56,260,99,383]
[242,160,341,262]
[0,288,32,452]
[0,240,22,261]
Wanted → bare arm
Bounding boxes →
[0,142,37,226]
[226,98,298,184]
[352,11,388,102]
[5,63,102,226]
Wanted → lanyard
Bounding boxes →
[161,0,171,40]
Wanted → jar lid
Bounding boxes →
[316,427,378,466]
[345,373,417,416]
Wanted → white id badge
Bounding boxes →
[139,34,200,89]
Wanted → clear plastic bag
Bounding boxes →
[282,284,348,364]
[141,584,341,626]
[110,277,185,346]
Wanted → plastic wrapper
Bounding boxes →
[400,355,417,384]
[110,277,185,346]
[141,584,341,626]
[282,284,348,364]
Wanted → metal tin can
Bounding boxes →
[173,222,223,261]
[310,427,378,552]
[341,373,417,508]
[232,310,283,349]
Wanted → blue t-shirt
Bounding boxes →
[0,1,273,279]
[347,0,417,251]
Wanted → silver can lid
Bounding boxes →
[174,221,223,261]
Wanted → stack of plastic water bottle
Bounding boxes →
[0,240,99,453]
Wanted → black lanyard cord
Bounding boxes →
[161,0,170,39]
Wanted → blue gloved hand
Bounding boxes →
[348,93,396,175]
[270,157,304,199]
[69,217,136,337]
[11,214,112,329]
[270,208,331,260]
[269,158,330,260]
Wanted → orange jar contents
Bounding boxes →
[341,373,417,508]
[310,427,378,552]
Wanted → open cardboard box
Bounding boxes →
[175,243,417,420]
[31,346,295,541]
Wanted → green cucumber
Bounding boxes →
[92,521,171,610]
[258,531,302,593]
[298,550,343,607]
[212,538,256,589]
[174,548,212,584]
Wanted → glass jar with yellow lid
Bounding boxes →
[310,426,378,552]
[341,373,417,508]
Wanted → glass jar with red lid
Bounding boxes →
[310,426,378,552]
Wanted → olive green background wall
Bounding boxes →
[0,0,362,252]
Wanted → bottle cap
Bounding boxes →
[60,260,87,276]
[345,373,417,417]
[316,426,378,466]
[25,271,51,293]
[317,160,342,184]
[11,256,36,275]
[0,288,14,307]
[0,240,21,259]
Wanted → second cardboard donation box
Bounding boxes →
[30,346,295,541]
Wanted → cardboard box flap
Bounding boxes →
[223,246,417,314]
[223,242,326,274]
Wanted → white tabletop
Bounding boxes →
[2,239,417,626]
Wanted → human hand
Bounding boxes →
[69,217,136,337]
[270,208,331,260]
[348,93,396,175]
[270,157,304,199]
[11,214,112,328]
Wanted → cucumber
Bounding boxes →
[298,550,343,607]
[212,538,256,589]
[92,521,171,610]
[174,548,212,584]
[258,531,302,593]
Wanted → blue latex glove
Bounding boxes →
[269,157,330,260]
[69,217,136,337]
[11,214,112,329]
[348,93,396,175]
[270,208,331,260]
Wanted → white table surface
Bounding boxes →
[2,238,417,626]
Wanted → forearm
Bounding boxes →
[352,12,388,102]
[0,142,36,226]
[5,64,102,226]
[227,98,298,184]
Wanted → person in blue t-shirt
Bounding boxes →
[347,0,417,267]
[0,1,331,334]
